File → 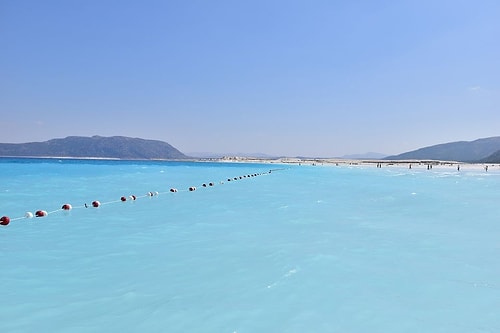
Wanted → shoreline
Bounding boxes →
[1,155,498,171]
[203,156,500,171]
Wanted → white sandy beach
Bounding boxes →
[214,156,500,172]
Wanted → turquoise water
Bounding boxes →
[1,159,499,333]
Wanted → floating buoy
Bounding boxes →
[35,210,48,217]
[0,216,10,226]
[0,167,274,228]
[61,204,72,211]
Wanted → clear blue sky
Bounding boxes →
[1,0,499,157]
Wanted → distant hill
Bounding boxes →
[0,136,188,159]
[188,151,278,159]
[385,136,500,162]
[341,152,388,160]
[480,149,500,163]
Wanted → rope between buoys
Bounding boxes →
[1,168,285,227]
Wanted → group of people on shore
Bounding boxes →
[371,162,492,172]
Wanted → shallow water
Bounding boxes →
[1,159,499,332]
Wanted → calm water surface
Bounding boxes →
[1,158,499,333]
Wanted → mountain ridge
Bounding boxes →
[480,149,500,163]
[2,135,500,162]
[384,136,500,162]
[0,136,188,160]
[341,152,388,160]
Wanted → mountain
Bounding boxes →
[385,136,500,162]
[0,136,188,159]
[341,152,388,160]
[480,149,500,163]
[187,152,278,159]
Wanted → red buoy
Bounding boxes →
[61,204,72,211]
[120,196,127,202]
[0,216,10,226]
[170,188,178,192]
[35,210,48,217]
[92,200,101,208]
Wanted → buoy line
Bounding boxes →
[1,169,281,227]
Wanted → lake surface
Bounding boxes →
[1,158,499,332]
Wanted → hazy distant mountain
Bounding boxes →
[186,152,224,158]
[0,136,188,159]
[188,152,278,159]
[385,136,500,162]
[341,152,388,160]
